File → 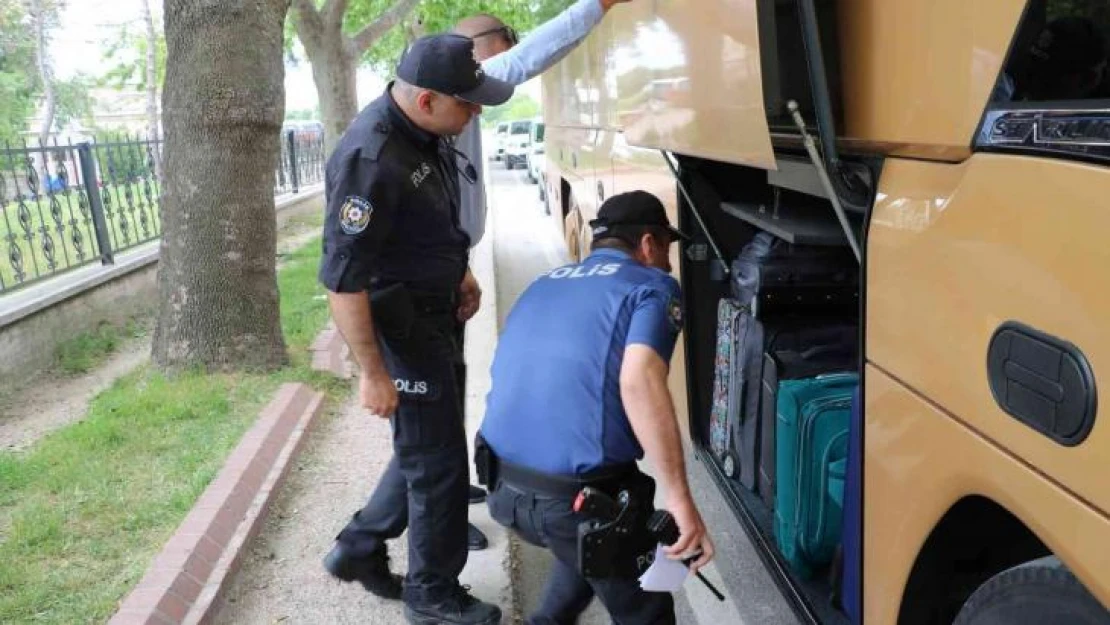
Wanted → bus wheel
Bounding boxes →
[953,556,1110,625]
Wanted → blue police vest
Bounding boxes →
[480,248,682,476]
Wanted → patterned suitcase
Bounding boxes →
[708,297,763,484]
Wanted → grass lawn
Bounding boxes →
[0,237,347,624]
[54,318,150,376]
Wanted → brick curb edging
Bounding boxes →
[309,321,352,379]
[108,382,325,625]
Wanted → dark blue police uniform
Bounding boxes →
[319,33,513,625]
[479,245,684,625]
[318,84,470,605]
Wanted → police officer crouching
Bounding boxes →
[477,191,716,624]
[317,33,513,625]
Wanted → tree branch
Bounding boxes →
[323,0,350,27]
[291,0,325,46]
[350,0,421,56]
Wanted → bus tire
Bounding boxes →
[953,556,1110,625]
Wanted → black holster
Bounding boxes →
[576,476,659,580]
[473,432,496,487]
[369,282,416,339]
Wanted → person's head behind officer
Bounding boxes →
[588,190,688,274]
[392,33,513,135]
[454,14,518,61]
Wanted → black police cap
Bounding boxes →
[397,33,514,106]
[589,190,689,243]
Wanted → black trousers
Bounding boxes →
[487,480,676,624]
[336,312,468,606]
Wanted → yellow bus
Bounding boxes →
[539,1,1110,623]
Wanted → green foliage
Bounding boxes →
[285,107,321,121]
[0,0,37,145]
[356,0,570,71]
[286,0,575,73]
[98,22,166,91]
[53,74,94,129]
[481,91,540,127]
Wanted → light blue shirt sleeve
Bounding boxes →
[480,0,605,86]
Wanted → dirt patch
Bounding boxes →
[0,335,150,451]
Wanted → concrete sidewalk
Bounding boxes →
[208,222,510,624]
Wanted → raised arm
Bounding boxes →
[481,0,629,86]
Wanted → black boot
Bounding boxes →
[468,485,487,504]
[323,542,402,600]
[403,585,502,625]
[467,523,489,551]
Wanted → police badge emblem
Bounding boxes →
[339,196,372,235]
[668,297,684,331]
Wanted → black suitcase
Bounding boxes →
[731,231,859,320]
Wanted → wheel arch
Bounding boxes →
[897,495,1053,625]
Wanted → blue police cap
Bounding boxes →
[397,33,514,106]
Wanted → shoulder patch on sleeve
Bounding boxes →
[339,196,373,235]
[667,295,684,331]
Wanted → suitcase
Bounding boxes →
[708,297,764,486]
[731,231,859,320]
[840,386,863,625]
[773,372,858,578]
[725,231,855,490]
[708,298,739,460]
[758,324,857,508]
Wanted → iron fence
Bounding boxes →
[0,128,324,296]
[277,128,325,195]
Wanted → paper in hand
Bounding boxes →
[638,544,690,592]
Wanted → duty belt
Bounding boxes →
[493,456,639,500]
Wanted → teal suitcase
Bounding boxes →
[773,372,858,578]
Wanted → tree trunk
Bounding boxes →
[30,0,55,146]
[140,0,162,178]
[308,39,358,157]
[153,0,291,373]
[293,0,420,153]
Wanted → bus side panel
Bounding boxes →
[836,0,1025,160]
[599,0,775,169]
[865,365,1110,624]
[868,155,1110,520]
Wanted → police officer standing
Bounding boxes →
[478,191,716,624]
[317,34,513,625]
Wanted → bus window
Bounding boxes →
[992,0,1108,103]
